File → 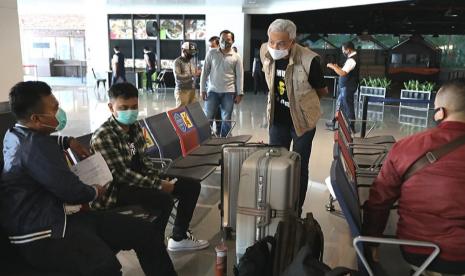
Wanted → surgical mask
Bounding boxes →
[116,109,139,125]
[267,45,289,60]
[38,107,67,131]
[220,39,232,49]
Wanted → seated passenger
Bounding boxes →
[363,79,465,275]
[0,81,176,276]
[91,82,209,252]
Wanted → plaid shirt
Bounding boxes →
[90,116,162,209]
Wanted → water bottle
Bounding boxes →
[215,238,228,276]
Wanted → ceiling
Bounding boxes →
[18,0,405,15]
[251,0,465,35]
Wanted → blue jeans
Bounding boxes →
[269,123,316,216]
[204,92,235,137]
[337,86,356,130]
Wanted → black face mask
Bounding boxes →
[433,107,444,126]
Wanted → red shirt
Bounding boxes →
[363,121,465,261]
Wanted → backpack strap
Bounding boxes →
[403,134,465,181]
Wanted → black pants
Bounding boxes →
[253,72,261,93]
[15,211,176,276]
[111,73,127,85]
[146,69,155,91]
[117,178,201,238]
[402,249,465,275]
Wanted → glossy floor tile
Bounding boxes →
[48,82,435,276]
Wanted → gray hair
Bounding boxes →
[267,19,297,40]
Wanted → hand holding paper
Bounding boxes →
[70,152,113,187]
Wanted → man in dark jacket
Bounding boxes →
[0,81,176,276]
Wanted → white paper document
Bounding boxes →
[70,152,113,187]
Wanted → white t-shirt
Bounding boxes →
[341,51,357,74]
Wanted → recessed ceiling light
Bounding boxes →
[445,8,459,17]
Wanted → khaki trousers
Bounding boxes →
[175,89,197,107]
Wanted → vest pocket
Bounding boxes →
[299,91,321,130]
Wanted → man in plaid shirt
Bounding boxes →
[91,83,209,252]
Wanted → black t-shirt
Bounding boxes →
[273,57,326,125]
[128,126,144,174]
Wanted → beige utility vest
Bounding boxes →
[260,43,322,137]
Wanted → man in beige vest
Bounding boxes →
[260,19,328,216]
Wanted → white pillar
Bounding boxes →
[0,0,23,107]
[84,0,110,85]
[206,10,251,71]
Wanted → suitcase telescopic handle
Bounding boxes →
[266,148,281,157]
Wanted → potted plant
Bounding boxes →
[401,80,435,110]
[402,80,435,100]
[359,76,391,100]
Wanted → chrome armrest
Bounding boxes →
[208,119,237,137]
[348,143,387,170]
[353,236,440,276]
[349,119,378,137]
[147,157,173,172]
[349,143,388,151]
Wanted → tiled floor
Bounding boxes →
[52,82,435,276]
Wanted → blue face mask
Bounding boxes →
[39,107,67,131]
[116,109,139,125]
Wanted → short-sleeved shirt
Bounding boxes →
[273,57,326,125]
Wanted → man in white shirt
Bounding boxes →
[111,46,126,85]
[326,42,359,132]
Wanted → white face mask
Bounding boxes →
[267,45,289,60]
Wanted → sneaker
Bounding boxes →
[167,231,209,252]
[325,120,337,131]
[325,119,335,128]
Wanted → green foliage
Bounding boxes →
[403,80,435,91]
[361,77,391,89]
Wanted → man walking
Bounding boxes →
[144,46,156,92]
[111,46,126,85]
[173,42,200,107]
[200,30,244,137]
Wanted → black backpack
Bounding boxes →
[235,213,355,276]
[273,213,324,275]
[234,236,275,276]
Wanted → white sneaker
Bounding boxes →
[167,231,209,252]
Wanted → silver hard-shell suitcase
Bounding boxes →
[235,148,300,262]
[221,144,269,237]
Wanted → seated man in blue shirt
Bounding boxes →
[0,81,176,276]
